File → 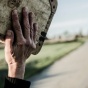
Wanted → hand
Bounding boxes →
[4,7,38,79]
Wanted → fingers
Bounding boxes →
[12,10,25,44]
[33,23,38,42]
[23,7,30,40]
[5,30,14,51]
[29,12,33,40]
[23,8,37,43]
[12,8,37,45]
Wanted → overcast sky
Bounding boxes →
[47,0,88,38]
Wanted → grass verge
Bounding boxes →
[0,38,86,87]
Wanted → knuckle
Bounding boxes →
[25,40,36,49]
[24,19,29,25]
[24,24,30,30]
[32,45,36,50]
[30,42,36,49]
[26,40,31,45]
[17,39,26,45]
[32,43,36,49]
[13,23,21,31]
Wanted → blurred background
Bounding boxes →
[0,0,88,88]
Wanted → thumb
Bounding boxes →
[5,30,14,50]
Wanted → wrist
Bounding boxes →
[8,63,26,79]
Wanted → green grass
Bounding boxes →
[0,38,86,88]
[25,40,84,78]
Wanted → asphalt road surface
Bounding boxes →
[29,42,88,88]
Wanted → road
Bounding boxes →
[29,42,88,88]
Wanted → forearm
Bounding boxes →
[4,62,32,88]
[4,62,31,88]
[8,63,26,79]
[3,7,37,88]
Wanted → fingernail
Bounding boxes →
[12,9,17,14]
[34,23,37,27]
[23,7,28,12]
[29,12,33,16]
[7,31,12,36]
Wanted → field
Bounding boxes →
[0,38,86,88]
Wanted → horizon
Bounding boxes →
[47,0,88,38]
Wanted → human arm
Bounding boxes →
[4,7,38,88]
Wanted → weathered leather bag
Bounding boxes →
[0,0,57,54]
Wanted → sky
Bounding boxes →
[47,0,88,38]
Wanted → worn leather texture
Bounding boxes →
[0,0,57,54]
